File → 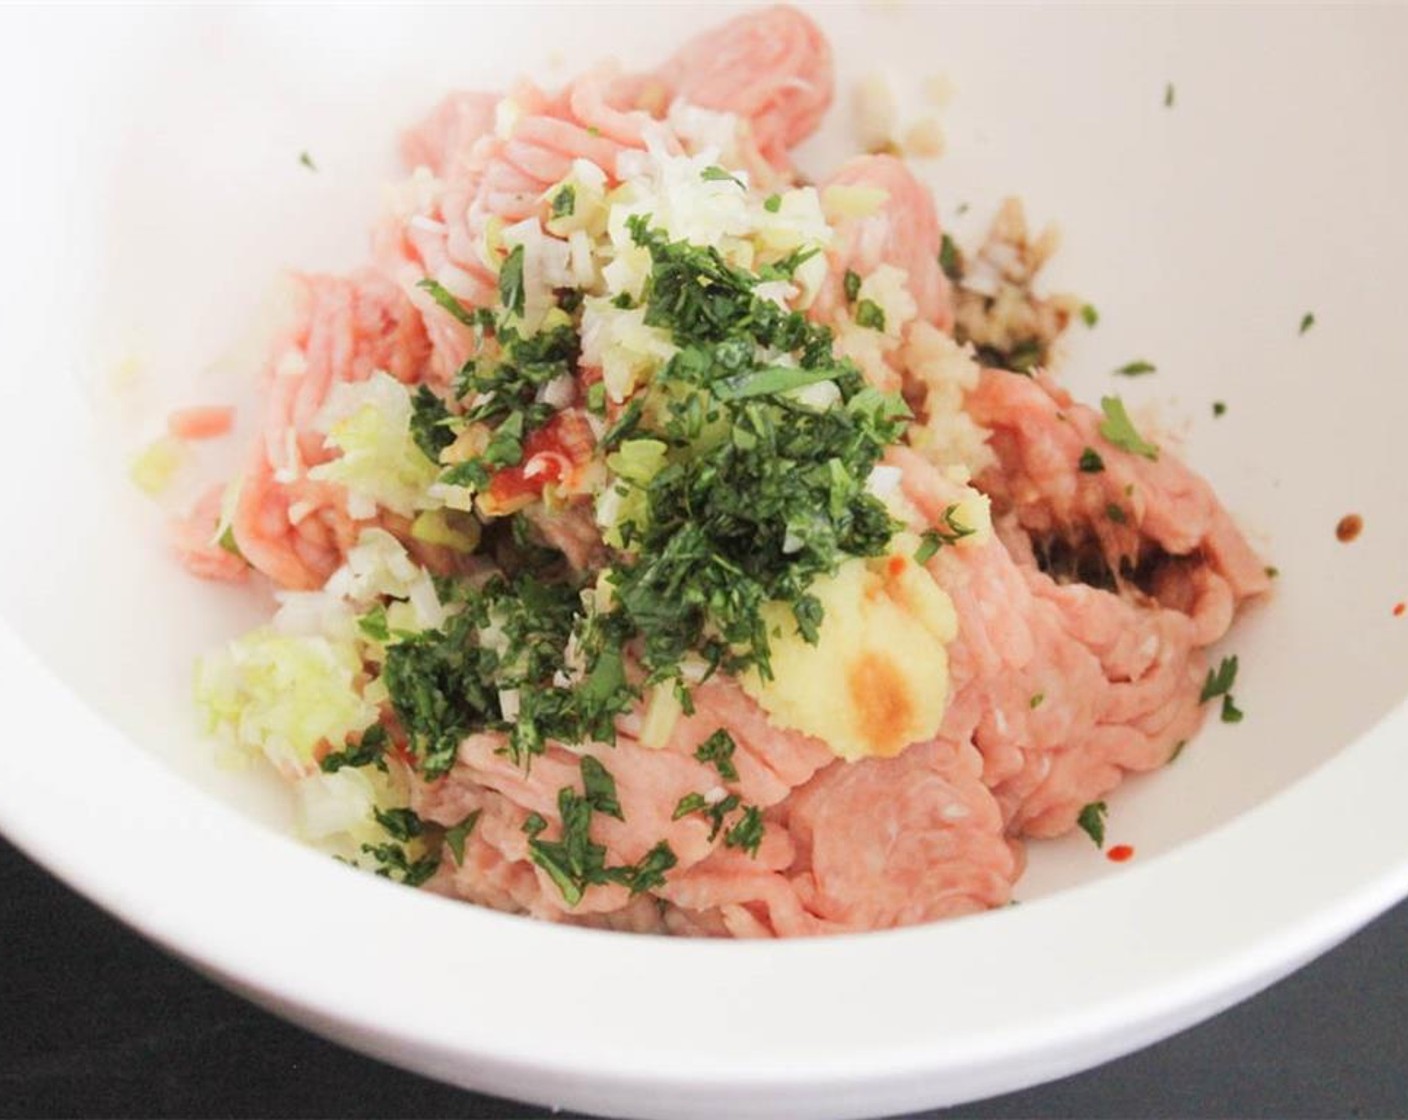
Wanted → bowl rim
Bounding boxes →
[4,617,1408,1117]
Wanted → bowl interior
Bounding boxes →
[5,3,1404,894]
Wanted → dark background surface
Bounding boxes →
[3,833,1406,1120]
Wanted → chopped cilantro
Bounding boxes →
[1213,400,1227,417]
[527,759,677,905]
[1265,565,1279,579]
[585,381,606,415]
[603,218,908,681]
[443,809,482,867]
[1080,303,1099,328]
[763,193,782,213]
[624,842,679,894]
[1164,82,1175,108]
[580,755,624,821]
[598,396,644,450]
[498,244,526,317]
[416,278,478,328]
[1199,655,1238,703]
[360,842,438,887]
[299,151,317,172]
[320,724,388,774]
[526,787,601,906]
[1106,503,1128,525]
[673,791,743,841]
[843,269,862,304]
[1113,360,1157,377]
[854,299,886,331]
[938,233,963,281]
[357,604,390,642]
[374,806,425,842]
[700,165,745,188]
[724,805,765,857]
[1098,396,1159,460]
[1221,695,1244,723]
[913,505,974,564]
[1030,692,1045,709]
[672,792,707,820]
[694,729,739,781]
[1076,801,1108,848]
[409,384,457,462]
[550,184,576,219]
[1078,447,1105,473]
[1299,311,1315,335]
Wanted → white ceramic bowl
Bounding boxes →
[2,5,1407,1117]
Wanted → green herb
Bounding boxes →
[599,396,644,449]
[587,125,601,137]
[498,245,526,317]
[624,842,679,894]
[409,384,457,462]
[1265,565,1279,579]
[356,605,389,643]
[724,805,765,857]
[913,504,975,564]
[1168,739,1188,763]
[763,193,782,213]
[1113,360,1157,377]
[1213,401,1227,417]
[416,278,478,328]
[527,786,610,907]
[1199,655,1238,703]
[1076,801,1108,848]
[843,269,862,304]
[672,792,708,820]
[701,165,745,188]
[1098,396,1159,460]
[359,842,438,886]
[938,233,963,281]
[374,806,425,842]
[319,724,388,774]
[1164,82,1175,108]
[550,185,576,219]
[854,299,886,331]
[673,791,743,841]
[1078,447,1105,473]
[380,598,504,777]
[1106,503,1128,524]
[580,755,624,821]
[1221,695,1244,723]
[1299,311,1315,335]
[1080,303,1099,328]
[299,150,317,172]
[526,759,677,905]
[585,381,606,415]
[443,809,482,867]
[1030,692,1045,709]
[694,729,739,781]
